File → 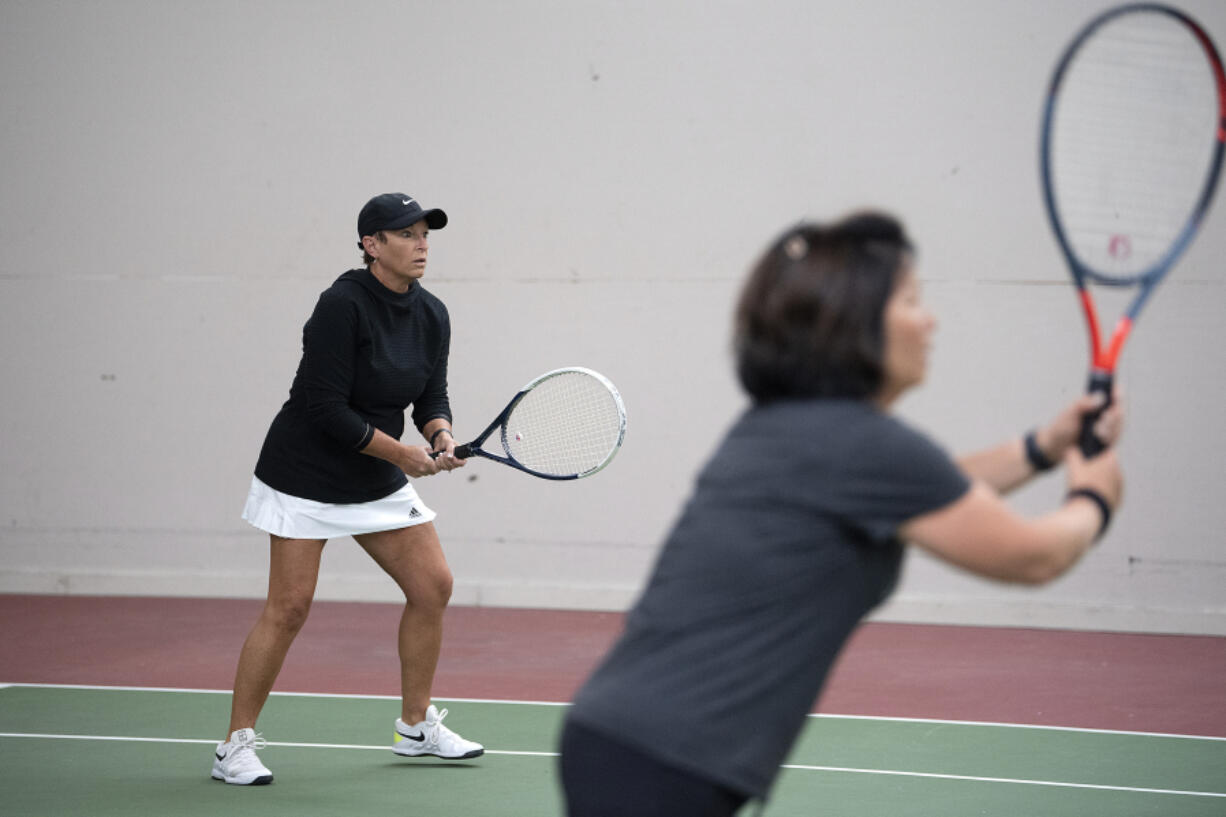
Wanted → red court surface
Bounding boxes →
[1,594,1222,736]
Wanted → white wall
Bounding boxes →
[2,0,1223,634]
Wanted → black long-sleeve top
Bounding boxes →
[253,267,452,503]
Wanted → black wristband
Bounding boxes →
[1024,429,1057,472]
[1066,487,1112,542]
[429,427,453,448]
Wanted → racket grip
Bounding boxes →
[1078,370,1114,458]
[429,443,473,460]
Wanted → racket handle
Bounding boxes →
[429,443,473,460]
[1078,370,1114,458]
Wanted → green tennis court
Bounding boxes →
[3,683,1222,816]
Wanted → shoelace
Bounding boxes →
[225,731,269,775]
[233,731,268,752]
[422,708,451,746]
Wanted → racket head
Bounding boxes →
[1040,3,1226,289]
[496,367,627,480]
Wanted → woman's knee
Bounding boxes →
[415,565,453,609]
[262,593,313,635]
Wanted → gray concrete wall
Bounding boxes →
[2,0,1223,634]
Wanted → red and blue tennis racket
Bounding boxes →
[1040,3,1226,455]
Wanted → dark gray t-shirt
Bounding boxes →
[566,399,970,798]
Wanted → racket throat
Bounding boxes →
[1079,291,1134,371]
[1078,289,1107,367]
[1101,317,1132,371]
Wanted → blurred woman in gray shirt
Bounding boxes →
[560,212,1123,816]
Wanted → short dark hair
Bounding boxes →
[361,230,386,266]
[733,212,914,402]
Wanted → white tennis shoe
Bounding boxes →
[393,705,484,759]
[211,727,274,785]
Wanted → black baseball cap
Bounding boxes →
[357,193,447,245]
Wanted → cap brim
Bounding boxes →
[384,208,447,232]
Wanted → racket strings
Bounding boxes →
[502,371,624,477]
[1050,11,1220,280]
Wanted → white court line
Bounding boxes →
[4,682,1221,741]
[779,762,1226,799]
[806,712,1226,742]
[0,731,1221,799]
[0,731,556,755]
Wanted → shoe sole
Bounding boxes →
[212,772,274,785]
[391,746,484,760]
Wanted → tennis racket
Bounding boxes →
[432,367,627,480]
[1040,2,1225,455]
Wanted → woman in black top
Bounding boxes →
[211,194,482,786]
[560,213,1124,815]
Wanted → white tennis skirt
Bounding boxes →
[241,476,436,539]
